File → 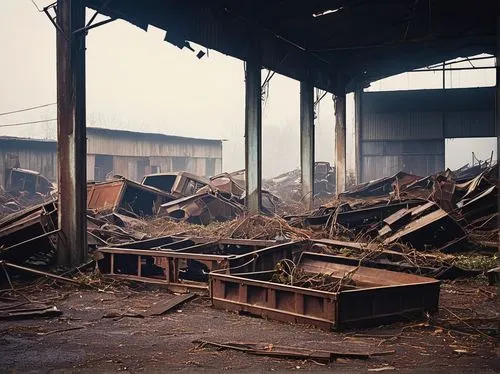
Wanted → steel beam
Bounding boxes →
[496,15,499,235]
[334,92,347,193]
[56,0,87,265]
[300,80,315,209]
[354,90,362,184]
[245,49,262,213]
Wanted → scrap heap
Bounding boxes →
[0,162,498,335]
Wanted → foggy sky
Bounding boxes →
[0,1,496,178]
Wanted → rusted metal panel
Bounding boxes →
[142,172,210,198]
[159,192,244,225]
[0,201,58,263]
[211,252,440,330]
[383,207,466,251]
[87,178,174,216]
[87,181,124,211]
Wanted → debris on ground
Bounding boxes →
[0,164,497,372]
[192,339,394,362]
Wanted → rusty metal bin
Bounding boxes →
[210,252,440,330]
[97,240,306,292]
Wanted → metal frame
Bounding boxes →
[97,240,304,292]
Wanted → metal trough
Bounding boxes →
[210,252,440,330]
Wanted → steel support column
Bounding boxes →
[56,0,87,265]
[244,52,262,213]
[496,15,499,233]
[300,81,315,209]
[334,92,347,193]
[354,90,362,185]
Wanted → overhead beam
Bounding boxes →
[334,91,347,193]
[300,80,315,209]
[56,0,87,265]
[244,44,262,213]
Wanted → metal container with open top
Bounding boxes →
[97,239,305,292]
[210,252,440,330]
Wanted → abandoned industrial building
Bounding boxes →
[0,0,498,372]
[0,127,222,187]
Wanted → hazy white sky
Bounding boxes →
[0,1,496,177]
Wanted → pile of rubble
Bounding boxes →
[264,161,336,202]
[288,163,498,253]
[0,162,498,333]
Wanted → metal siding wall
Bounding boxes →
[215,158,222,174]
[112,156,130,179]
[149,156,172,173]
[195,158,206,176]
[359,88,474,182]
[0,149,58,189]
[361,112,444,140]
[444,110,496,137]
[87,133,222,159]
[87,155,95,181]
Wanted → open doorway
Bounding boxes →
[445,137,497,170]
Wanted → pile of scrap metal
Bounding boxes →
[288,164,498,253]
[0,201,58,265]
[88,173,247,225]
[0,168,56,219]
[264,162,336,201]
[94,236,441,329]
[0,198,156,267]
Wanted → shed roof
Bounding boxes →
[85,0,497,94]
[0,127,221,146]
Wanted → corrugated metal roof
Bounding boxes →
[0,127,222,145]
[85,0,496,93]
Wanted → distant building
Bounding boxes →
[0,127,222,188]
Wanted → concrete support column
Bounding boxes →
[244,50,262,213]
[334,92,347,193]
[354,90,362,185]
[56,0,87,265]
[300,80,315,209]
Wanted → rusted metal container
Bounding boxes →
[97,240,305,292]
[87,178,174,216]
[210,252,440,330]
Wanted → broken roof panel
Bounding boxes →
[85,0,496,93]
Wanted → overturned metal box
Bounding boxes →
[97,239,304,292]
[87,178,175,217]
[0,201,58,263]
[210,252,440,330]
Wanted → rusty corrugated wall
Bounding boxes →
[0,138,58,189]
[359,87,495,182]
[0,129,223,187]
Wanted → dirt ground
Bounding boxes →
[0,277,498,373]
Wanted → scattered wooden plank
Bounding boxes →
[142,293,196,317]
[193,340,394,362]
